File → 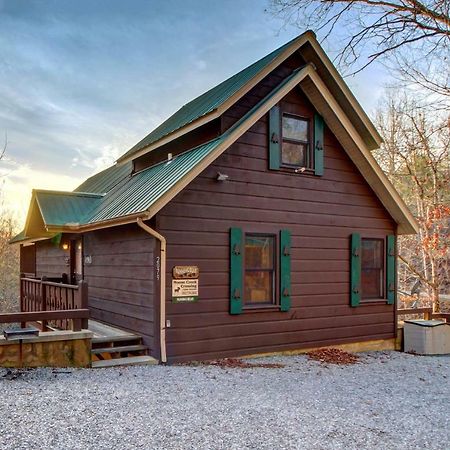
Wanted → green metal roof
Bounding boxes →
[13,63,304,241]
[87,138,222,223]
[75,161,132,194]
[35,191,104,226]
[117,35,301,163]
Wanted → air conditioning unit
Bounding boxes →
[404,320,450,355]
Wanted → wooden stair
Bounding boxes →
[91,334,158,368]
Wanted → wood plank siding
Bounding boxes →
[83,224,156,352]
[156,58,396,362]
[35,241,69,279]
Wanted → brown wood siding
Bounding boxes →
[20,244,36,276]
[35,240,69,279]
[83,224,156,352]
[156,68,396,362]
[221,52,305,133]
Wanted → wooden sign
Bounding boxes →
[172,279,199,303]
[172,265,199,279]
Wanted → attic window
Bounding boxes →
[281,114,310,168]
[269,106,324,176]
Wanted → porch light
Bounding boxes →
[62,243,69,251]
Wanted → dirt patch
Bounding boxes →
[306,348,360,365]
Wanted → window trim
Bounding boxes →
[281,113,313,170]
[360,236,386,302]
[243,232,278,308]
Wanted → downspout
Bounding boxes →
[136,217,167,364]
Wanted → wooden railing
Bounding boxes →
[0,309,90,332]
[20,277,88,331]
[397,308,449,323]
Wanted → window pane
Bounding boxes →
[245,271,273,304]
[282,116,308,141]
[245,236,274,269]
[281,141,306,166]
[361,239,383,299]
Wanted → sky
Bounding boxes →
[0,0,390,227]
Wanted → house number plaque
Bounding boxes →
[172,266,199,303]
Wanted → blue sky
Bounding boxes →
[0,0,389,225]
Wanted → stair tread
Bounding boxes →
[92,335,142,344]
[92,344,147,355]
[92,355,158,368]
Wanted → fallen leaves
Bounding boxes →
[306,348,360,365]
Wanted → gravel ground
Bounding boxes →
[0,351,448,450]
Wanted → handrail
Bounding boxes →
[21,277,79,290]
[0,309,90,332]
[397,308,449,322]
[20,278,88,331]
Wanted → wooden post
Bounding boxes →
[40,276,48,332]
[20,273,25,328]
[75,280,88,330]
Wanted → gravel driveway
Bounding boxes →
[0,351,448,450]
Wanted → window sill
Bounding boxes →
[278,166,316,176]
[242,304,281,313]
[360,298,388,305]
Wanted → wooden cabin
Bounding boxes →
[11,31,418,364]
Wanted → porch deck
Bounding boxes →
[87,319,137,340]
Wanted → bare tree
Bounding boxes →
[0,135,19,316]
[269,0,450,103]
[374,92,450,311]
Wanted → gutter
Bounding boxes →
[136,217,167,364]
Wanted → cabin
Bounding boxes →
[10,31,418,365]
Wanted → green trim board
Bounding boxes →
[386,235,396,305]
[314,113,324,176]
[280,229,291,312]
[230,227,243,314]
[350,233,361,307]
[269,105,281,170]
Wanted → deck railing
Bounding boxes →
[0,309,90,332]
[19,277,88,331]
[397,307,449,323]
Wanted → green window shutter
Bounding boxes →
[350,233,361,307]
[280,229,291,312]
[230,227,243,314]
[314,113,324,176]
[269,105,280,170]
[386,235,396,305]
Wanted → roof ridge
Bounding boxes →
[116,32,313,163]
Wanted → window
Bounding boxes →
[268,106,324,175]
[350,233,395,307]
[281,114,310,168]
[361,238,384,299]
[244,235,275,305]
[230,228,291,314]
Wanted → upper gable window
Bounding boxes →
[281,114,310,168]
[269,105,324,176]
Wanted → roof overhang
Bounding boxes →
[117,31,382,165]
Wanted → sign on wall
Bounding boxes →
[172,266,199,303]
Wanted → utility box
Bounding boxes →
[404,320,450,355]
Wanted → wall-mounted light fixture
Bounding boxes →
[216,172,229,181]
[62,243,69,251]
